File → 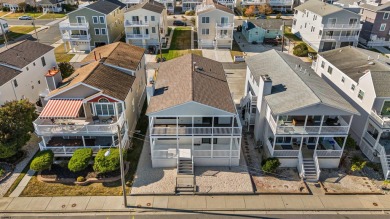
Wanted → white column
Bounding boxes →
[315,136,320,151]
[303,115,308,129]
[229,137,233,166]
[374,131,383,151]
[41,136,47,147]
[299,136,304,151]
[82,136,86,147]
[112,136,115,146]
[319,115,324,134]
[342,136,347,151]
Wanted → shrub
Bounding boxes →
[58,62,75,79]
[76,176,85,182]
[30,150,54,171]
[68,148,92,172]
[262,157,280,173]
[366,162,380,172]
[276,13,282,19]
[185,10,195,16]
[0,167,5,177]
[293,43,308,57]
[93,148,121,173]
[350,156,366,172]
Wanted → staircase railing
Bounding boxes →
[298,151,305,179]
[176,156,179,174]
[378,145,390,180]
[313,153,321,181]
[191,155,194,175]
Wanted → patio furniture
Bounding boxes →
[92,116,100,124]
[325,117,339,126]
[50,118,55,124]
[292,116,306,126]
[322,140,334,150]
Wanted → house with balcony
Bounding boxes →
[313,46,390,179]
[155,0,175,14]
[124,0,168,48]
[182,0,202,12]
[216,0,235,10]
[0,40,56,107]
[146,54,242,173]
[196,0,234,49]
[359,2,390,47]
[241,18,292,43]
[39,0,68,13]
[120,0,144,7]
[239,0,294,13]
[34,42,146,156]
[242,50,358,181]
[0,0,35,12]
[292,0,362,52]
[59,0,126,52]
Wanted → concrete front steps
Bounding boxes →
[303,158,318,182]
[176,158,195,194]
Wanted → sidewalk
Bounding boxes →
[1,194,390,213]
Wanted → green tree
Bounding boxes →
[293,43,309,57]
[262,157,281,173]
[58,62,75,79]
[0,100,36,158]
[68,148,93,172]
[93,148,121,173]
[257,4,273,15]
[245,6,256,18]
[18,2,27,13]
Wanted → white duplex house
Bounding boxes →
[196,0,234,49]
[242,50,358,181]
[292,0,362,52]
[146,54,242,174]
[33,42,146,156]
[124,0,168,48]
[313,46,390,179]
[0,40,56,107]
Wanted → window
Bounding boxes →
[95,99,115,115]
[99,98,109,103]
[201,28,209,35]
[101,28,107,35]
[38,80,40,84]
[152,27,156,33]
[327,66,333,74]
[341,76,345,83]
[321,61,325,68]
[99,16,105,24]
[351,84,355,91]
[41,57,46,67]
[201,17,210,23]
[384,12,390,20]
[293,19,296,26]
[358,90,365,100]
[13,79,18,87]
[94,28,100,35]
[92,16,98,24]
[151,16,155,21]
[319,30,322,36]
[380,23,386,31]
[144,16,148,22]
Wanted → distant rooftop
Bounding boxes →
[295,0,358,16]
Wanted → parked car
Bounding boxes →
[173,20,187,26]
[263,38,279,46]
[255,14,267,19]
[18,15,33,20]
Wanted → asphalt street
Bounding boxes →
[4,18,55,26]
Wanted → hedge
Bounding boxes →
[293,43,308,57]
[30,150,54,171]
[93,148,121,173]
[68,148,93,172]
[261,157,281,173]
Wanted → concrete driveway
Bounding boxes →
[233,31,282,56]
[202,49,233,62]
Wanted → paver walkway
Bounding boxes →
[1,194,390,212]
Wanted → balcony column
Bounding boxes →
[342,136,347,151]
[346,115,354,133]
[374,130,383,151]
[41,137,47,148]
[272,136,276,152]
[82,136,86,147]
[303,115,308,131]
[319,115,324,134]
[112,136,115,146]
[299,137,304,151]
[315,136,320,152]
[176,116,179,136]
[115,103,119,121]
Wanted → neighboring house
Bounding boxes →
[124,0,168,49]
[34,42,146,157]
[333,0,362,13]
[146,54,242,172]
[216,0,235,10]
[239,0,294,12]
[155,0,175,14]
[242,50,358,181]
[313,46,390,179]
[59,0,126,52]
[359,2,390,47]
[292,0,362,52]
[120,0,144,7]
[0,40,56,106]
[1,0,35,12]
[182,0,202,12]
[241,19,291,43]
[196,0,234,49]
[0,18,9,35]
[39,0,66,13]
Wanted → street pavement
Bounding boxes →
[4,19,56,26]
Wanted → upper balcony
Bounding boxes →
[241,0,267,5]
[61,33,91,41]
[216,23,234,30]
[371,110,390,128]
[217,0,235,4]
[182,0,202,3]
[59,20,89,30]
[157,0,175,3]
[216,33,233,40]
[121,0,143,4]
[126,33,150,39]
[34,112,126,136]
[125,20,149,27]
[269,0,294,6]
[321,23,362,30]
[321,35,359,41]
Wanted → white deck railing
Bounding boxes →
[321,23,362,29]
[39,142,111,155]
[125,20,149,27]
[273,150,300,157]
[313,153,321,181]
[59,21,89,29]
[150,126,242,136]
[126,33,150,39]
[363,131,377,147]
[370,110,390,128]
[298,151,305,179]
[322,35,359,41]
[315,150,343,157]
[216,23,234,29]
[378,145,390,180]
[153,149,239,158]
[62,34,91,41]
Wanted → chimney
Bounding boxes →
[260,74,272,97]
[146,71,156,104]
[45,66,62,91]
[193,62,196,71]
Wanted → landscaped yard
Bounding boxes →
[54,43,75,63]
[4,12,43,19]
[0,26,37,44]
[19,102,148,197]
[284,26,316,54]
[161,27,202,60]
[38,13,67,20]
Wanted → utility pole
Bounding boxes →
[281,20,285,52]
[157,23,163,60]
[117,125,127,207]
[32,18,39,42]
[0,23,8,48]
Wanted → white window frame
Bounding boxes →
[92,16,98,24]
[202,17,210,24]
[94,28,100,35]
[201,28,209,35]
[358,90,365,100]
[99,16,105,24]
[101,28,107,35]
[380,23,386,31]
[351,84,356,91]
[94,103,116,116]
[384,12,390,20]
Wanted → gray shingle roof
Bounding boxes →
[0,65,22,87]
[295,0,358,16]
[245,50,358,115]
[86,0,125,15]
[0,40,54,69]
[126,0,165,14]
[197,0,234,15]
[246,19,292,30]
[360,2,390,12]
[147,54,236,115]
[319,47,390,97]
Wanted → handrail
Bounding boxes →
[298,151,305,179]
[191,155,194,174]
[313,153,321,181]
[378,145,390,180]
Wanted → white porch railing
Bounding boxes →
[59,21,89,29]
[216,34,233,39]
[363,131,377,147]
[216,23,234,29]
[153,150,239,158]
[273,150,299,157]
[322,35,359,41]
[315,150,343,157]
[313,153,321,181]
[298,151,305,179]
[150,127,242,136]
[125,20,149,27]
[266,139,274,155]
[126,33,150,39]
[62,34,91,41]
[275,125,349,135]
[321,23,362,29]
[378,145,390,180]
[39,142,111,155]
[370,110,390,128]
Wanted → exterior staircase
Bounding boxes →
[177,158,193,175]
[378,146,390,180]
[176,156,196,193]
[302,158,318,182]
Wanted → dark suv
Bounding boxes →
[173,20,187,26]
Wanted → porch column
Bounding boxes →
[211,136,213,158]
[176,116,179,136]
[315,136,320,152]
[212,117,214,136]
[374,130,383,150]
[303,115,308,128]
[112,136,115,146]
[192,116,194,136]
[231,116,235,135]
[272,136,277,151]
[192,138,194,157]
[229,137,233,167]
[342,136,347,151]
[319,115,325,134]
[299,136,304,151]
[82,136,86,147]
[41,137,47,148]
[346,115,354,133]
[115,103,119,121]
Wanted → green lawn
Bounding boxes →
[284,26,316,54]
[4,12,43,19]
[0,11,9,17]
[161,27,202,60]
[38,13,67,20]
[20,102,149,197]
[0,26,37,44]
[55,43,75,63]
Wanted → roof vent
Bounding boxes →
[368,61,375,65]
[339,49,342,52]
[367,55,371,61]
